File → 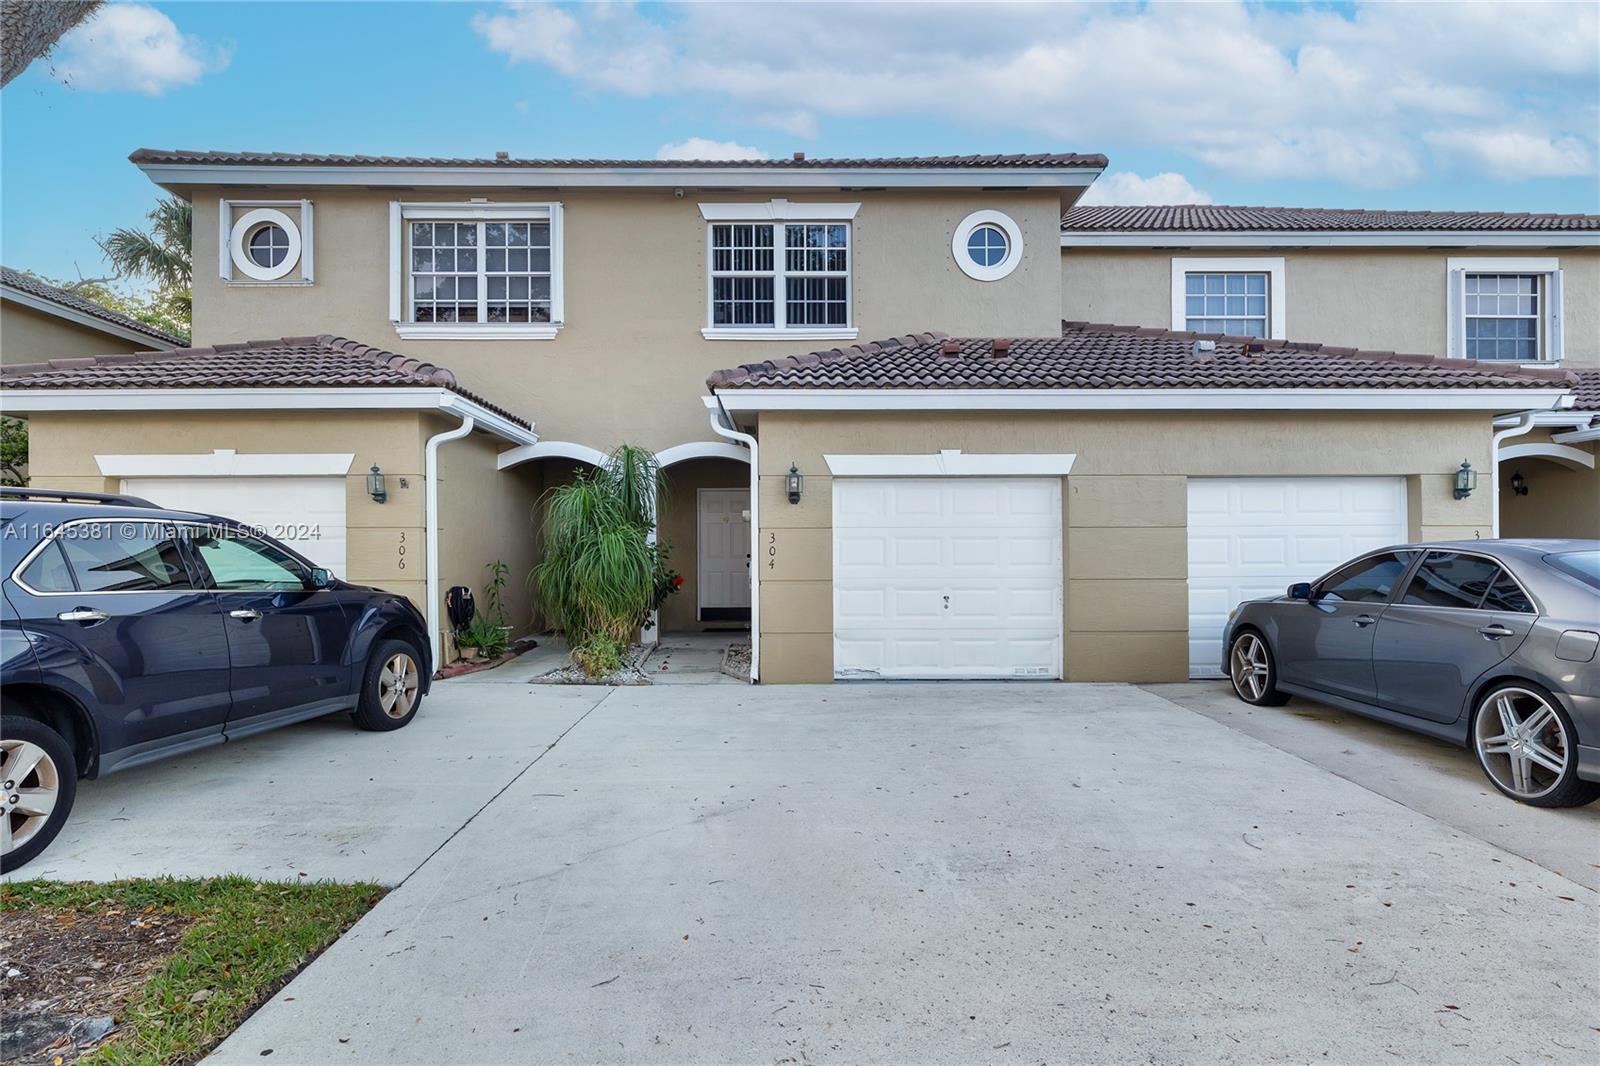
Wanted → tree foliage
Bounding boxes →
[39,273,189,344]
[95,195,193,329]
[0,416,27,486]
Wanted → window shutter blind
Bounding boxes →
[1446,268,1465,358]
[1547,268,1564,362]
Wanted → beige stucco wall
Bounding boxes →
[753,409,1495,684]
[1061,248,1600,368]
[189,186,1065,452]
[1498,431,1600,539]
[0,300,165,365]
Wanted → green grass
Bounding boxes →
[2,877,382,1066]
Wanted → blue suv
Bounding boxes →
[1,488,431,871]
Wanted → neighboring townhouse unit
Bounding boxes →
[2,149,1594,684]
[0,267,185,364]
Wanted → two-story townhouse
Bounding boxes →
[0,151,1589,685]
[1059,205,1600,541]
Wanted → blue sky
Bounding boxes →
[3,1,1596,288]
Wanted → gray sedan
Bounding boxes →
[1221,540,1600,807]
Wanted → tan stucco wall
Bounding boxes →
[0,300,164,365]
[1060,248,1600,368]
[753,409,1495,684]
[189,186,1065,452]
[1498,432,1600,539]
[435,420,541,639]
[655,456,751,633]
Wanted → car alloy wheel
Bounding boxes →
[1,739,61,857]
[1474,687,1568,801]
[1230,633,1271,701]
[378,651,420,719]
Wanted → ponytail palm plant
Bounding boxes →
[534,445,670,674]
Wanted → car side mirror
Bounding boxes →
[1288,582,1313,601]
[309,568,331,589]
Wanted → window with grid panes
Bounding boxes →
[1183,272,1269,337]
[409,220,551,324]
[1464,274,1540,361]
[709,222,849,329]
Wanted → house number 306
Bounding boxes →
[767,532,777,570]
[397,530,406,570]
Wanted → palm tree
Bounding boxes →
[97,196,192,318]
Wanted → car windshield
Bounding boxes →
[1546,550,1600,591]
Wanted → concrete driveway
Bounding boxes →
[148,679,1598,1065]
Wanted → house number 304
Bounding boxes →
[767,532,777,570]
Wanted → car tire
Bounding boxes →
[1,715,78,874]
[352,638,426,732]
[1228,629,1290,707]
[1471,682,1600,808]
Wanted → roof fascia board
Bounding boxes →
[707,387,1575,413]
[1061,231,1600,249]
[0,386,539,445]
[139,162,1102,191]
[1,285,175,348]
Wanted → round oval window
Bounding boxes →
[248,223,292,268]
[965,224,1009,268]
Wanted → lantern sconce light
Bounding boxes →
[1510,471,1529,497]
[786,463,804,505]
[1452,459,1477,500]
[368,463,388,504]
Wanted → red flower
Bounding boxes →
[671,575,684,587]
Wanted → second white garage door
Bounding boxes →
[833,478,1062,680]
[1187,477,1407,678]
[122,476,348,573]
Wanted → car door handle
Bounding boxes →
[56,608,108,624]
[1353,614,1377,627]
[229,608,263,622]
[1478,624,1514,639]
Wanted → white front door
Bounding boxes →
[697,488,751,611]
[1186,476,1407,678]
[832,477,1062,680]
[122,475,348,573]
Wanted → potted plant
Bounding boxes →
[457,615,509,660]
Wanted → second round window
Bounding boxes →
[966,224,1009,268]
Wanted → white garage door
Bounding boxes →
[122,476,348,573]
[833,478,1062,680]
[1187,477,1407,677]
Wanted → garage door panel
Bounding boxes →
[122,475,347,574]
[833,477,1062,680]
[1187,477,1405,678]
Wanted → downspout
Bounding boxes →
[425,413,476,673]
[706,391,759,683]
[1490,411,1537,539]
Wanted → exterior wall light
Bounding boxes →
[1452,459,1477,500]
[786,463,804,504]
[368,463,388,504]
[1510,471,1529,497]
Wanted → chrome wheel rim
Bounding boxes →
[379,652,419,719]
[1230,633,1269,701]
[2,738,60,855]
[1474,687,1567,800]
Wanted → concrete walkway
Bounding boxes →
[203,682,1597,1065]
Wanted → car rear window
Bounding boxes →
[18,539,76,593]
[56,522,192,593]
[1480,572,1534,614]
[1401,551,1500,609]
[1546,550,1600,591]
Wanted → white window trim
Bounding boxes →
[95,449,355,478]
[389,201,564,340]
[824,449,1077,477]
[1170,257,1286,340]
[701,205,859,342]
[1446,256,1563,364]
[952,210,1024,282]
[221,201,311,284]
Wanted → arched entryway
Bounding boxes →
[1498,441,1600,539]
[656,442,753,634]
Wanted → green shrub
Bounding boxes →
[572,634,627,678]
[458,614,509,657]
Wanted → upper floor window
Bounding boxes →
[952,210,1024,281]
[390,202,563,340]
[221,202,311,284]
[700,200,860,341]
[1170,257,1285,339]
[1448,258,1564,363]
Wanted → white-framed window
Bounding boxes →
[1170,257,1285,339]
[1447,257,1563,363]
[389,202,563,340]
[220,201,312,284]
[699,200,860,341]
[952,210,1024,281]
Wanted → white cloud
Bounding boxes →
[51,3,229,95]
[1424,128,1595,178]
[1078,172,1213,206]
[656,138,768,161]
[472,1,1598,189]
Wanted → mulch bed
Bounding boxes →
[1,905,193,1064]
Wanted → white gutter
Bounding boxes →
[706,393,760,684]
[424,414,475,673]
[1490,411,1538,538]
[1551,423,1600,445]
[1060,231,1600,249]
